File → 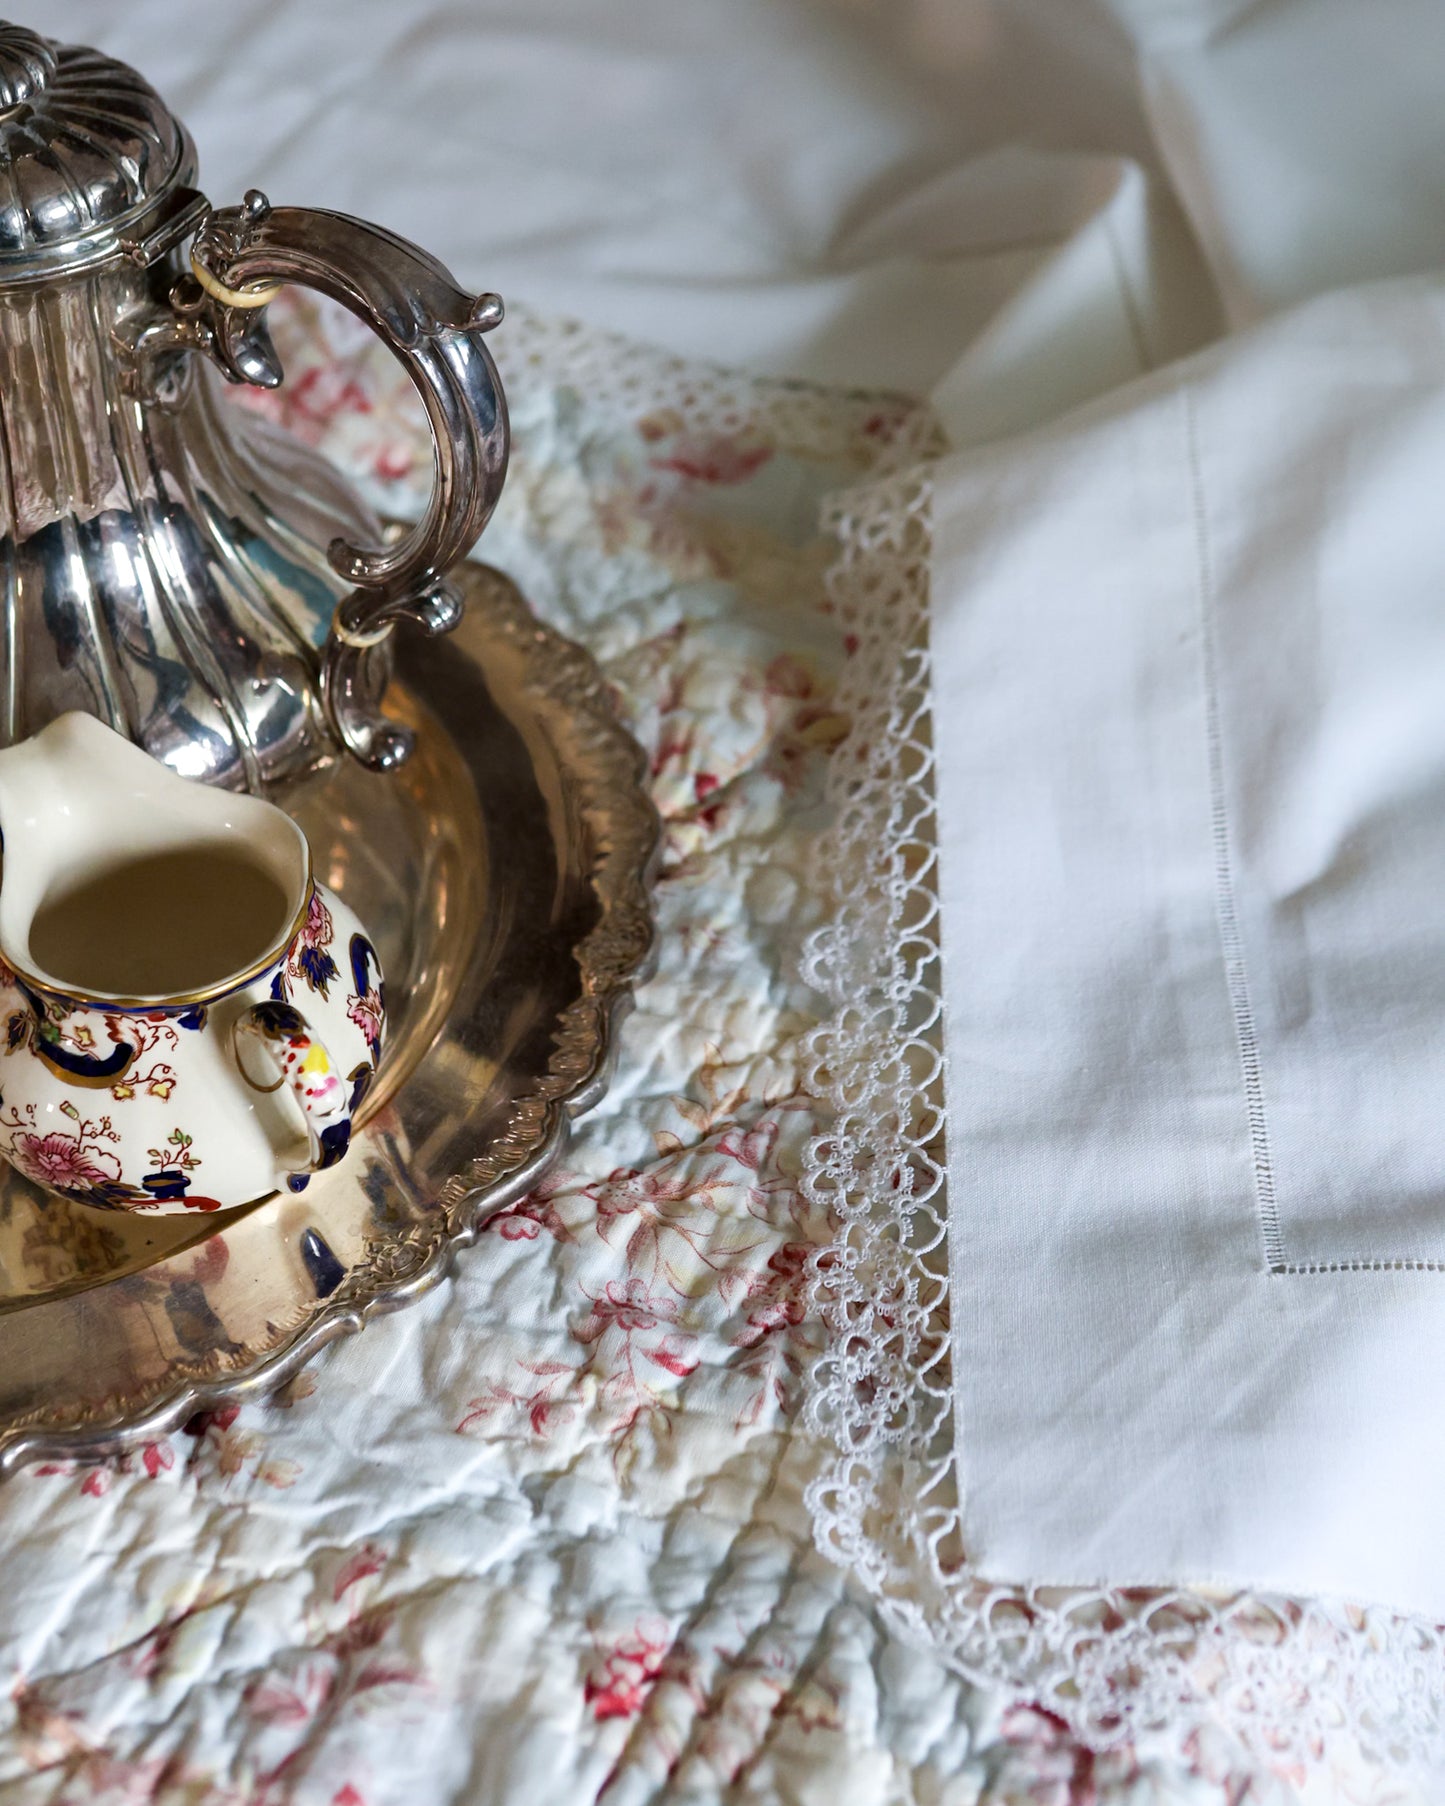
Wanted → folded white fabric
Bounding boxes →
[935,277,1445,1614]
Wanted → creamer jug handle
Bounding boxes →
[232,999,355,1179]
[187,191,509,772]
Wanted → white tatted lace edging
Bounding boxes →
[798,464,1445,1779]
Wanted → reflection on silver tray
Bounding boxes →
[0,560,659,1469]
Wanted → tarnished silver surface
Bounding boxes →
[0,19,508,790]
[0,560,659,1470]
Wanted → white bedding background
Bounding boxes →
[44,0,1445,430]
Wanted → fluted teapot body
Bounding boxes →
[0,23,507,792]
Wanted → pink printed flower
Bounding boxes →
[333,1543,387,1601]
[10,1130,120,1192]
[244,363,374,446]
[456,1362,579,1439]
[347,987,383,1052]
[993,1703,1135,1800]
[574,1279,678,1342]
[484,1172,573,1243]
[693,771,724,830]
[587,1163,729,1227]
[649,432,773,486]
[584,1622,671,1721]
[763,653,818,700]
[715,1120,778,1172]
[734,1243,810,1347]
[372,444,414,484]
[141,1442,175,1479]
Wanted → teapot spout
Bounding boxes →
[0,712,309,993]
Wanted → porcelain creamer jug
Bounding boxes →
[0,22,507,792]
[0,714,384,1212]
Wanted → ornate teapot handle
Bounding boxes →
[186,190,509,772]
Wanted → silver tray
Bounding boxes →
[0,561,658,1470]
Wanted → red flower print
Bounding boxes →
[994,1702,1127,1800]
[372,444,414,483]
[456,1362,580,1440]
[246,1664,335,1726]
[484,1170,573,1243]
[333,1543,387,1601]
[141,1442,175,1479]
[649,433,773,486]
[715,1119,778,1172]
[723,1205,829,1429]
[584,1620,672,1721]
[593,1164,726,1228]
[62,1440,180,1500]
[646,1343,698,1379]
[693,771,724,829]
[574,1279,673,1341]
[183,1402,240,1438]
[577,1141,772,1304]
[252,363,373,446]
[733,1242,810,1348]
[763,653,817,701]
[571,1282,701,1451]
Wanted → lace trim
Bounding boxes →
[799,464,1445,1777]
[498,305,939,468]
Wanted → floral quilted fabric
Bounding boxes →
[0,300,1407,1805]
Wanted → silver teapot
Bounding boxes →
[0,21,508,791]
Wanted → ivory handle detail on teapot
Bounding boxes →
[187,190,509,771]
[232,1000,355,1178]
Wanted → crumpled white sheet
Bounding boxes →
[45,0,1445,438]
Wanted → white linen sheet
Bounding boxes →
[45,0,1207,402]
[934,277,1445,1615]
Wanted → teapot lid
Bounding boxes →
[0,21,197,283]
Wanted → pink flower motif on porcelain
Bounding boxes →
[9,1123,121,1193]
[284,891,340,1000]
